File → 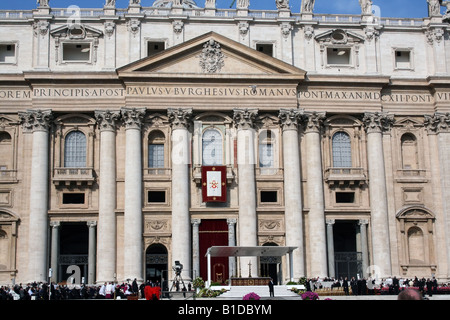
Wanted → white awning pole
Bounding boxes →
[207,250,211,287]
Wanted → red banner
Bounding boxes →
[201,166,227,203]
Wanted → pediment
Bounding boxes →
[118,32,306,80]
[315,29,365,44]
[50,24,103,39]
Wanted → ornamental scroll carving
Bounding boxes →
[168,108,192,129]
[362,112,394,134]
[95,110,120,131]
[121,108,146,129]
[19,109,53,132]
[233,108,258,130]
[198,40,225,73]
[278,108,303,131]
[424,113,450,133]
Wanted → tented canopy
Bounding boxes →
[204,246,298,286]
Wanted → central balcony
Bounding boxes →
[53,167,95,187]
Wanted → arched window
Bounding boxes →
[0,132,11,144]
[401,133,418,170]
[408,226,425,264]
[64,131,86,167]
[148,130,165,168]
[332,131,352,167]
[202,128,223,165]
[259,130,274,168]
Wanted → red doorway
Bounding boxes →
[199,219,229,284]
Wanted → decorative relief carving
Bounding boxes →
[198,40,225,73]
[424,112,450,133]
[233,108,258,130]
[18,109,53,133]
[302,111,326,133]
[362,112,394,134]
[121,108,146,129]
[95,110,120,131]
[278,108,302,131]
[259,219,282,231]
[168,108,192,129]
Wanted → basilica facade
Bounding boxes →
[1,0,450,285]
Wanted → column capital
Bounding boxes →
[168,108,193,130]
[278,108,303,131]
[358,219,369,226]
[227,218,237,225]
[19,109,52,133]
[326,219,335,225]
[362,112,394,134]
[87,221,98,228]
[121,107,146,129]
[424,112,450,134]
[302,111,325,133]
[95,110,121,132]
[191,218,201,226]
[233,108,258,130]
[50,221,61,228]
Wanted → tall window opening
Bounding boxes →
[202,128,223,166]
[148,130,165,168]
[64,131,86,167]
[401,133,418,170]
[332,131,352,167]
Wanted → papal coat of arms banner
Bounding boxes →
[201,166,227,202]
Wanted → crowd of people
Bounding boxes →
[306,275,447,298]
[0,279,164,301]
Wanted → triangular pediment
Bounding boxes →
[118,32,306,80]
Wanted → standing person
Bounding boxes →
[343,277,349,295]
[268,278,274,297]
[132,278,139,296]
[105,282,114,299]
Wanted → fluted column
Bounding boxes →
[19,109,52,282]
[233,108,258,278]
[50,221,60,283]
[95,110,120,283]
[191,218,201,279]
[326,219,335,279]
[87,221,97,284]
[168,108,192,280]
[303,111,328,278]
[279,109,305,280]
[122,107,146,282]
[363,112,394,278]
[359,219,369,278]
[227,218,237,278]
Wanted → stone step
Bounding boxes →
[215,285,299,299]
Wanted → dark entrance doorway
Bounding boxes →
[260,242,280,285]
[145,243,168,284]
[199,219,228,284]
[59,222,89,284]
[333,220,362,279]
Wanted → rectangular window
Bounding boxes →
[335,192,355,203]
[260,191,278,203]
[149,144,164,168]
[327,48,351,65]
[0,44,16,63]
[147,41,165,57]
[62,43,91,62]
[148,191,166,203]
[256,43,273,57]
[62,193,85,204]
[259,143,274,168]
[395,50,411,69]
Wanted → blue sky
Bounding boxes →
[0,0,435,18]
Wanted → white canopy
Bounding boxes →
[205,246,298,286]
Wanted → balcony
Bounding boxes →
[143,168,172,181]
[53,167,95,186]
[0,169,17,183]
[395,169,428,183]
[324,167,366,187]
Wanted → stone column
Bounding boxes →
[326,219,335,279]
[19,109,52,282]
[95,110,120,283]
[168,108,192,280]
[279,109,305,279]
[363,112,394,278]
[191,219,201,280]
[303,111,328,278]
[227,218,237,278]
[359,219,369,278]
[50,221,60,283]
[87,221,97,284]
[233,108,258,278]
[122,107,146,282]
[424,113,450,278]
